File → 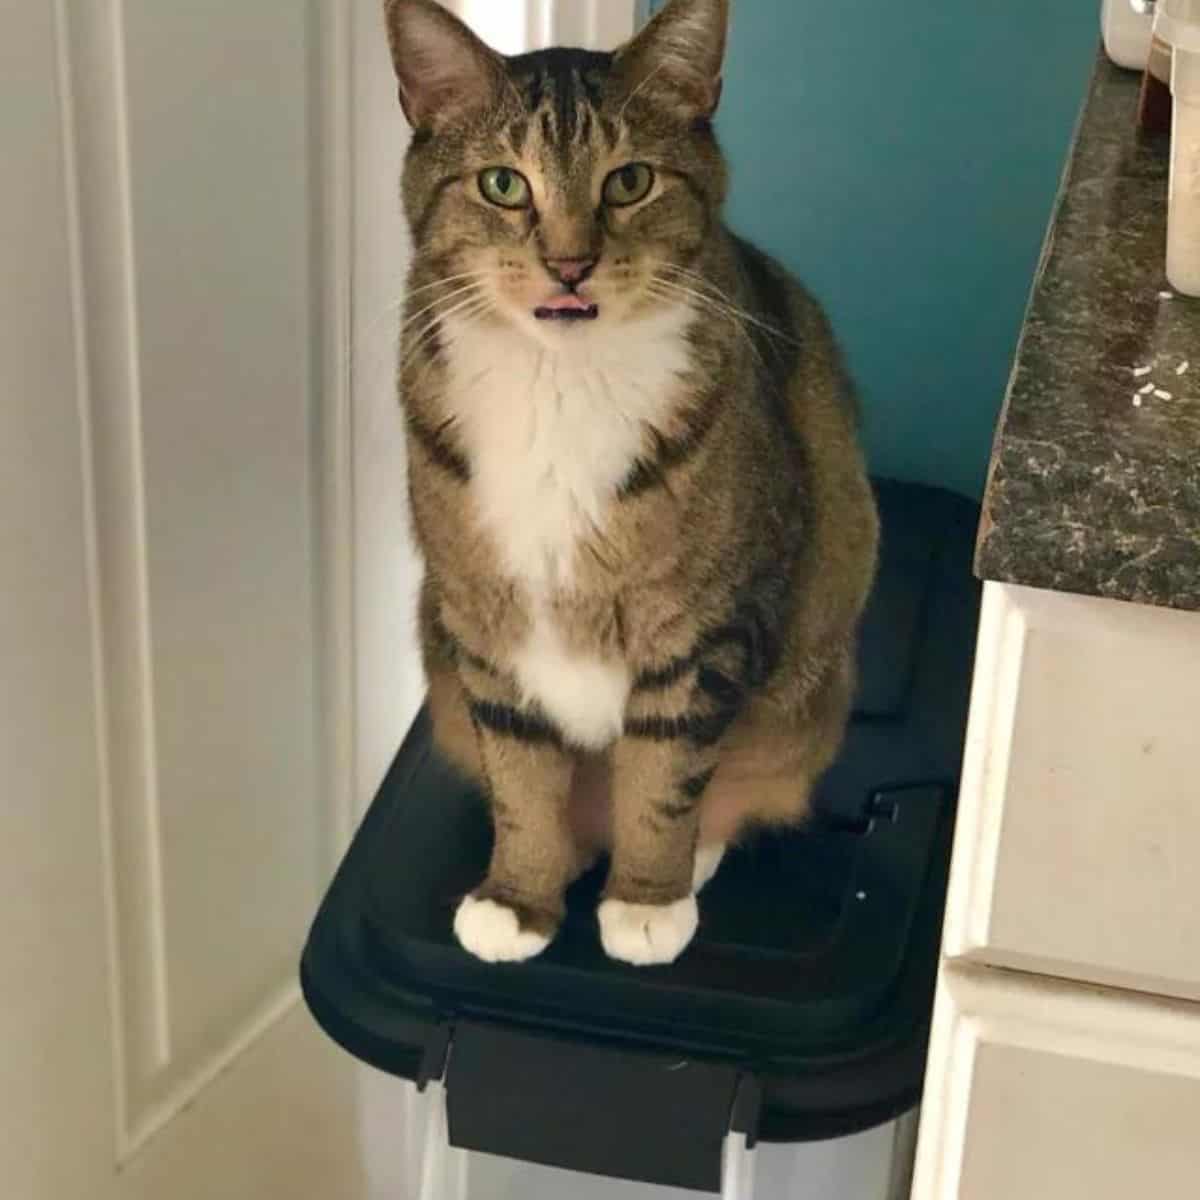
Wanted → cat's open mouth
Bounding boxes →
[534,293,600,322]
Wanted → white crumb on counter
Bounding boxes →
[1154,389,1173,400]
[1133,396,1144,407]
[1139,382,1156,395]
[1159,290,1175,299]
[1133,365,1153,377]
[1178,361,1191,376]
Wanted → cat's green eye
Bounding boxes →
[603,163,655,208]
[479,167,531,209]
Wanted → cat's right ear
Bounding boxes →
[382,0,505,132]
[614,0,730,122]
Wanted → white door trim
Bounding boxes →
[452,1,638,51]
[314,0,359,863]
[546,0,639,48]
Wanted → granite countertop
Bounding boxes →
[976,53,1200,612]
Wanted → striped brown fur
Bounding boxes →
[385,0,878,965]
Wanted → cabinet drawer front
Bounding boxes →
[913,965,1200,1200]
[945,583,1200,1000]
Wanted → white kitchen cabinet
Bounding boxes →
[914,964,1200,1199]
[945,583,1200,1002]
[912,582,1200,1199]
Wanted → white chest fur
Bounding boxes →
[441,308,692,748]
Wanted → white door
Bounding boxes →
[1,1,420,1197]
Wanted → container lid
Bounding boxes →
[301,480,982,1154]
[1157,0,1200,49]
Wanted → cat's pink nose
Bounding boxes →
[544,257,596,286]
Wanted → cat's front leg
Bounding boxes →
[600,669,733,966]
[453,662,576,964]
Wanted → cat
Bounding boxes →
[382,0,879,967]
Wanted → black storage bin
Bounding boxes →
[301,480,981,1194]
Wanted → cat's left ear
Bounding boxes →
[613,0,730,122]
[382,0,506,131]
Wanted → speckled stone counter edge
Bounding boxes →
[975,53,1200,613]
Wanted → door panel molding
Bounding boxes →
[58,0,355,1160]
[58,0,172,1152]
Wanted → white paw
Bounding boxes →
[692,843,726,892]
[453,896,551,964]
[598,896,699,966]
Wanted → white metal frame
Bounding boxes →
[721,1131,757,1200]
[416,1084,470,1200]
[887,1108,921,1200]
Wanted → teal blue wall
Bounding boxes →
[648,0,1099,498]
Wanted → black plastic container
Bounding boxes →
[301,481,981,1193]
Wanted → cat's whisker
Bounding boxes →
[648,278,769,373]
[657,271,787,340]
[659,264,801,348]
[350,274,489,373]
[651,275,776,363]
[651,271,737,313]
[401,303,478,371]
[401,306,493,397]
[405,271,489,300]
[401,310,481,379]
[346,282,486,384]
[399,295,493,383]
[400,282,488,341]
[349,289,490,396]
[660,263,796,339]
[397,288,490,372]
[341,297,405,381]
[371,274,484,331]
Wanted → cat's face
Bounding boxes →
[385,0,730,345]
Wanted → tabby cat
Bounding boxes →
[382,0,879,966]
